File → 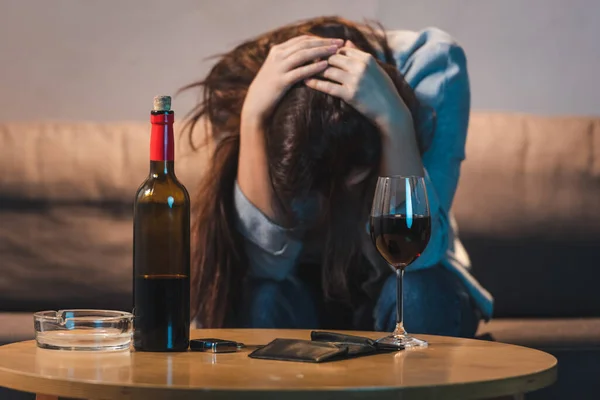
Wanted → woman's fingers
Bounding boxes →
[277,35,314,50]
[284,45,339,69]
[284,60,329,85]
[281,37,343,58]
[344,39,358,49]
[304,78,347,99]
[319,66,352,84]
[338,46,372,63]
[327,53,358,72]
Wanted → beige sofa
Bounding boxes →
[1,112,600,398]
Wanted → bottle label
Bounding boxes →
[150,113,174,161]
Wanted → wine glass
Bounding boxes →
[369,175,432,349]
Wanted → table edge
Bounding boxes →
[0,355,557,400]
[0,331,559,400]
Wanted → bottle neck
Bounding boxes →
[149,160,175,179]
[149,111,175,178]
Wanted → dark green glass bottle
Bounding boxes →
[133,96,190,352]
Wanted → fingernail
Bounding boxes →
[328,45,338,51]
[332,39,344,45]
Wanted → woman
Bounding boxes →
[183,16,492,337]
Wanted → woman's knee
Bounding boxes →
[377,266,479,337]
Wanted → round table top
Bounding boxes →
[0,329,556,400]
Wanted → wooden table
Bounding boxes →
[0,329,556,400]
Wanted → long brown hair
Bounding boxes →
[182,16,427,327]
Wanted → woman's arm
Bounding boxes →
[237,118,275,219]
[234,36,344,280]
[392,29,470,269]
[238,36,343,223]
[307,29,470,270]
[388,28,470,212]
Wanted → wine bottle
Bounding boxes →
[133,95,190,352]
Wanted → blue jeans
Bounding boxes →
[238,265,480,338]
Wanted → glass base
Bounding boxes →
[376,334,428,350]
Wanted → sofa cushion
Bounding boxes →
[0,205,132,312]
[0,122,208,312]
[455,112,600,238]
[454,113,600,318]
[0,122,208,203]
[2,114,600,317]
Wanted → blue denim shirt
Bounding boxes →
[232,28,493,320]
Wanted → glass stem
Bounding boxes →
[394,268,407,337]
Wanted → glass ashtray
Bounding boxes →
[34,309,133,351]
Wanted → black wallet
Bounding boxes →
[311,331,378,357]
[248,331,381,363]
[248,338,348,363]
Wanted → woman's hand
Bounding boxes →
[241,36,344,127]
[304,41,411,134]
[238,36,343,223]
[305,40,423,177]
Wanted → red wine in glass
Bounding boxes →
[369,214,431,270]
